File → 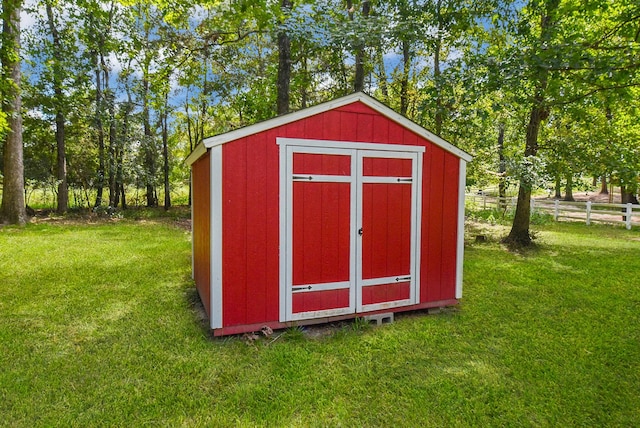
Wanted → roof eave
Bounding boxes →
[187,92,473,164]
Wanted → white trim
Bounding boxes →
[287,144,356,156]
[359,95,472,161]
[357,149,422,158]
[409,151,420,305]
[210,146,223,329]
[290,307,353,321]
[355,150,422,312]
[278,142,288,323]
[291,281,351,293]
[279,137,425,154]
[360,275,411,287]
[280,141,424,321]
[185,142,206,166]
[360,299,414,313]
[414,152,424,302]
[190,170,194,279]
[355,152,364,313]
[455,160,467,299]
[292,174,352,183]
[361,176,412,184]
[280,144,356,322]
[348,152,358,316]
[194,93,469,161]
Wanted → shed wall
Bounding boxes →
[192,151,211,317]
[220,101,461,328]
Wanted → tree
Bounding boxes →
[43,0,71,213]
[277,0,293,114]
[498,0,640,246]
[1,0,26,224]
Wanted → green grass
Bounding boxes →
[1,218,639,426]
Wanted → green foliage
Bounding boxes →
[468,205,555,226]
[1,220,639,425]
[505,155,550,190]
[10,0,640,212]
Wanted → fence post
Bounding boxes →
[483,195,487,210]
[586,201,591,226]
[554,200,559,221]
[626,203,632,230]
[530,198,535,213]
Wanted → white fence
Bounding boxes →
[466,194,640,230]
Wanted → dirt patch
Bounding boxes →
[172,218,192,231]
[537,191,620,204]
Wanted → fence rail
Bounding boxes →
[466,194,640,230]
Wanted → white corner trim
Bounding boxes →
[455,159,467,299]
[190,170,194,280]
[210,145,223,329]
[198,92,471,162]
[414,152,423,303]
[185,142,206,166]
[278,142,288,323]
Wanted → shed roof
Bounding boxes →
[185,92,472,165]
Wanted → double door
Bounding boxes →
[280,139,423,321]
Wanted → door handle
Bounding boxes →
[358,228,363,236]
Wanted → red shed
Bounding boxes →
[186,92,472,336]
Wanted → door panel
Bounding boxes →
[361,183,412,280]
[361,281,411,305]
[362,157,413,177]
[358,151,417,311]
[288,148,356,319]
[292,289,351,313]
[292,182,351,286]
[293,153,351,176]
[283,143,421,321]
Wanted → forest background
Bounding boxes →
[1,0,639,245]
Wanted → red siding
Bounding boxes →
[192,152,211,317]
[222,138,248,326]
[440,153,460,299]
[421,147,460,302]
[215,100,462,329]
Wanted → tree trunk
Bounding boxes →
[554,175,562,199]
[434,36,443,136]
[505,102,548,246]
[45,2,68,214]
[621,186,639,205]
[93,52,105,208]
[0,0,26,224]
[185,100,193,207]
[504,0,557,247]
[120,183,127,209]
[433,0,443,136]
[599,175,608,194]
[162,95,170,211]
[563,173,574,201]
[276,0,292,115]
[106,72,118,208]
[400,39,410,116]
[351,0,369,92]
[376,48,388,102]
[142,76,157,207]
[54,110,68,213]
[301,55,308,108]
[497,124,506,208]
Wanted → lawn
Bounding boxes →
[1,215,639,426]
